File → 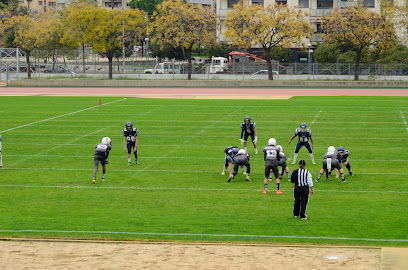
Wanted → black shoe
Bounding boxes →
[342,179,347,183]
[315,178,319,182]
[349,171,354,176]
[105,160,109,164]
[246,177,251,182]
[227,175,233,182]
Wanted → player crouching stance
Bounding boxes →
[276,145,290,182]
[337,146,354,176]
[122,122,139,166]
[263,138,282,194]
[222,146,244,175]
[316,146,347,183]
[228,149,251,182]
[93,137,112,184]
[0,135,3,169]
[288,123,315,164]
[240,116,258,154]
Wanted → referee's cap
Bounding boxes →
[299,159,306,166]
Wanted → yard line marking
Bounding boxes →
[2,167,408,176]
[0,184,407,194]
[0,98,127,133]
[0,229,406,242]
[400,111,408,131]
[4,154,408,162]
[311,110,322,126]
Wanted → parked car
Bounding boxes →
[1,64,35,72]
[43,66,75,74]
[252,70,279,75]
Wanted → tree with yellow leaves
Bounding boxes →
[322,5,395,80]
[224,1,313,80]
[150,0,216,80]
[0,10,60,79]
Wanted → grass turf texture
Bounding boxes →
[0,95,407,246]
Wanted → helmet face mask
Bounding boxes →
[300,123,307,132]
[244,116,251,124]
[338,146,345,155]
[126,121,133,131]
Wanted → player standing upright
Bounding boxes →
[240,116,258,154]
[122,122,139,166]
[263,138,282,195]
[0,135,3,169]
[288,123,315,165]
[92,137,111,184]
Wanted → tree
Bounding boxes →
[322,5,395,80]
[205,42,236,58]
[1,11,60,79]
[313,42,370,63]
[224,1,313,80]
[150,0,216,80]
[129,0,162,16]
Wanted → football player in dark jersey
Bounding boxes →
[336,146,354,176]
[122,122,139,166]
[222,146,244,175]
[263,138,282,194]
[92,137,111,184]
[227,149,251,182]
[316,146,346,182]
[288,123,315,165]
[240,116,258,154]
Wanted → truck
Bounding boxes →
[144,62,189,74]
[210,51,266,74]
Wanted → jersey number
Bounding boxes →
[266,150,277,158]
[299,137,308,142]
[127,136,135,142]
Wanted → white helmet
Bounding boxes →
[102,137,111,146]
[277,145,282,152]
[268,138,276,146]
[328,146,336,152]
[238,149,246,155]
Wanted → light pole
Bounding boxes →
[145,14,149,66]
[307,43,312,74]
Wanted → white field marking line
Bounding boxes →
[142,106,244,170]
[108,104,408,109]
[2,167,408,176]
[0,229,406,242]
[400,111,408,131]
[311,110,322,126]
[0,184,407,194]
[4,154,408,162]
[0,98,127,133]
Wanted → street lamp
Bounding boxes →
[307,43,312,74]
[145,37,149,65]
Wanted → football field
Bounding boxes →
[0,94,407,248]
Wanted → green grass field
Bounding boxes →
[0,95,407,246]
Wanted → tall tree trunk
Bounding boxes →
[108,53,113,80]
[354,50,361,81]
[265,48,273,80]
[187,49,192,80]
[26,50,31,79]
[82,43,86,73]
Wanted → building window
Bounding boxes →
[316,23,323,33]
[317,0,333,9]
[298,0,309,8]
[275,0,287,4]
[39,1,42,5]
[252,0,264,5]
[363,0,375,8]
[227,0,239,8]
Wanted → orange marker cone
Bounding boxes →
[99,98,101,106]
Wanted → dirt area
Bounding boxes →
[0,240,381,270]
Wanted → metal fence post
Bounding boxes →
[16,47,19,79]
[6,63,8,86]
[348,63,351,80]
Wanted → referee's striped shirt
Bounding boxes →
[291,169,313,188]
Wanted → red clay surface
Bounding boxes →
[0,87,407,96]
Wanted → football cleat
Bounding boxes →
[102,178,105,182]
[315,178,320,182]
[227,175,233,182]
[291,161,296,164]
[263,190,267,194]
[255,149,258,154]
[92,180,96,184]
[245,177,251,182]
[276,190,283,195]
[135,160,139,165]
[221,171,226,175]
[294,216,298,218]
[349,171,354,176]
[342,179,347,183]
[312,161,316,165]
[301,217,308,220]
[105,160,109,165]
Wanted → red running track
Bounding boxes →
[0,87,407,96]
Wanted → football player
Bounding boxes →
[122,122,139,166]
[263,138,282,195]
[228,149,251,182]
[269,145,290,182]
[288,123,315,165]
[336,146,354,176]
[315,146,346,183]
[92,137,111,184]
[0,135,3,169]
[240,116,258,154]
[222,146,244,175]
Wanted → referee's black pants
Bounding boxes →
[293,187,309,218]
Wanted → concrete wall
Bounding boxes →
[8,78,408,88]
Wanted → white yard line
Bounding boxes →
[400,111,408,132]
[0,184,406,194]
[0,229,406,242]
[0,98,127,133]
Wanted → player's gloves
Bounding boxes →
[253,136,258,144]
[239,139,245,145]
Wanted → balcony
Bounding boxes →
[337,0,358,9]
[309,8,332,17]
[312,33,324,42]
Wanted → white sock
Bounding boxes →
[102,173,105,178]
[309,153,315,162]
[244,147,247,151]
[128,158,131,163]
[0,153,2,167]
[293,153,298,162]
[223,165,227,172]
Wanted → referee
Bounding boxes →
[291,159,314,220]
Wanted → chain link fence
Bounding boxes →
[1,48,408,82]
